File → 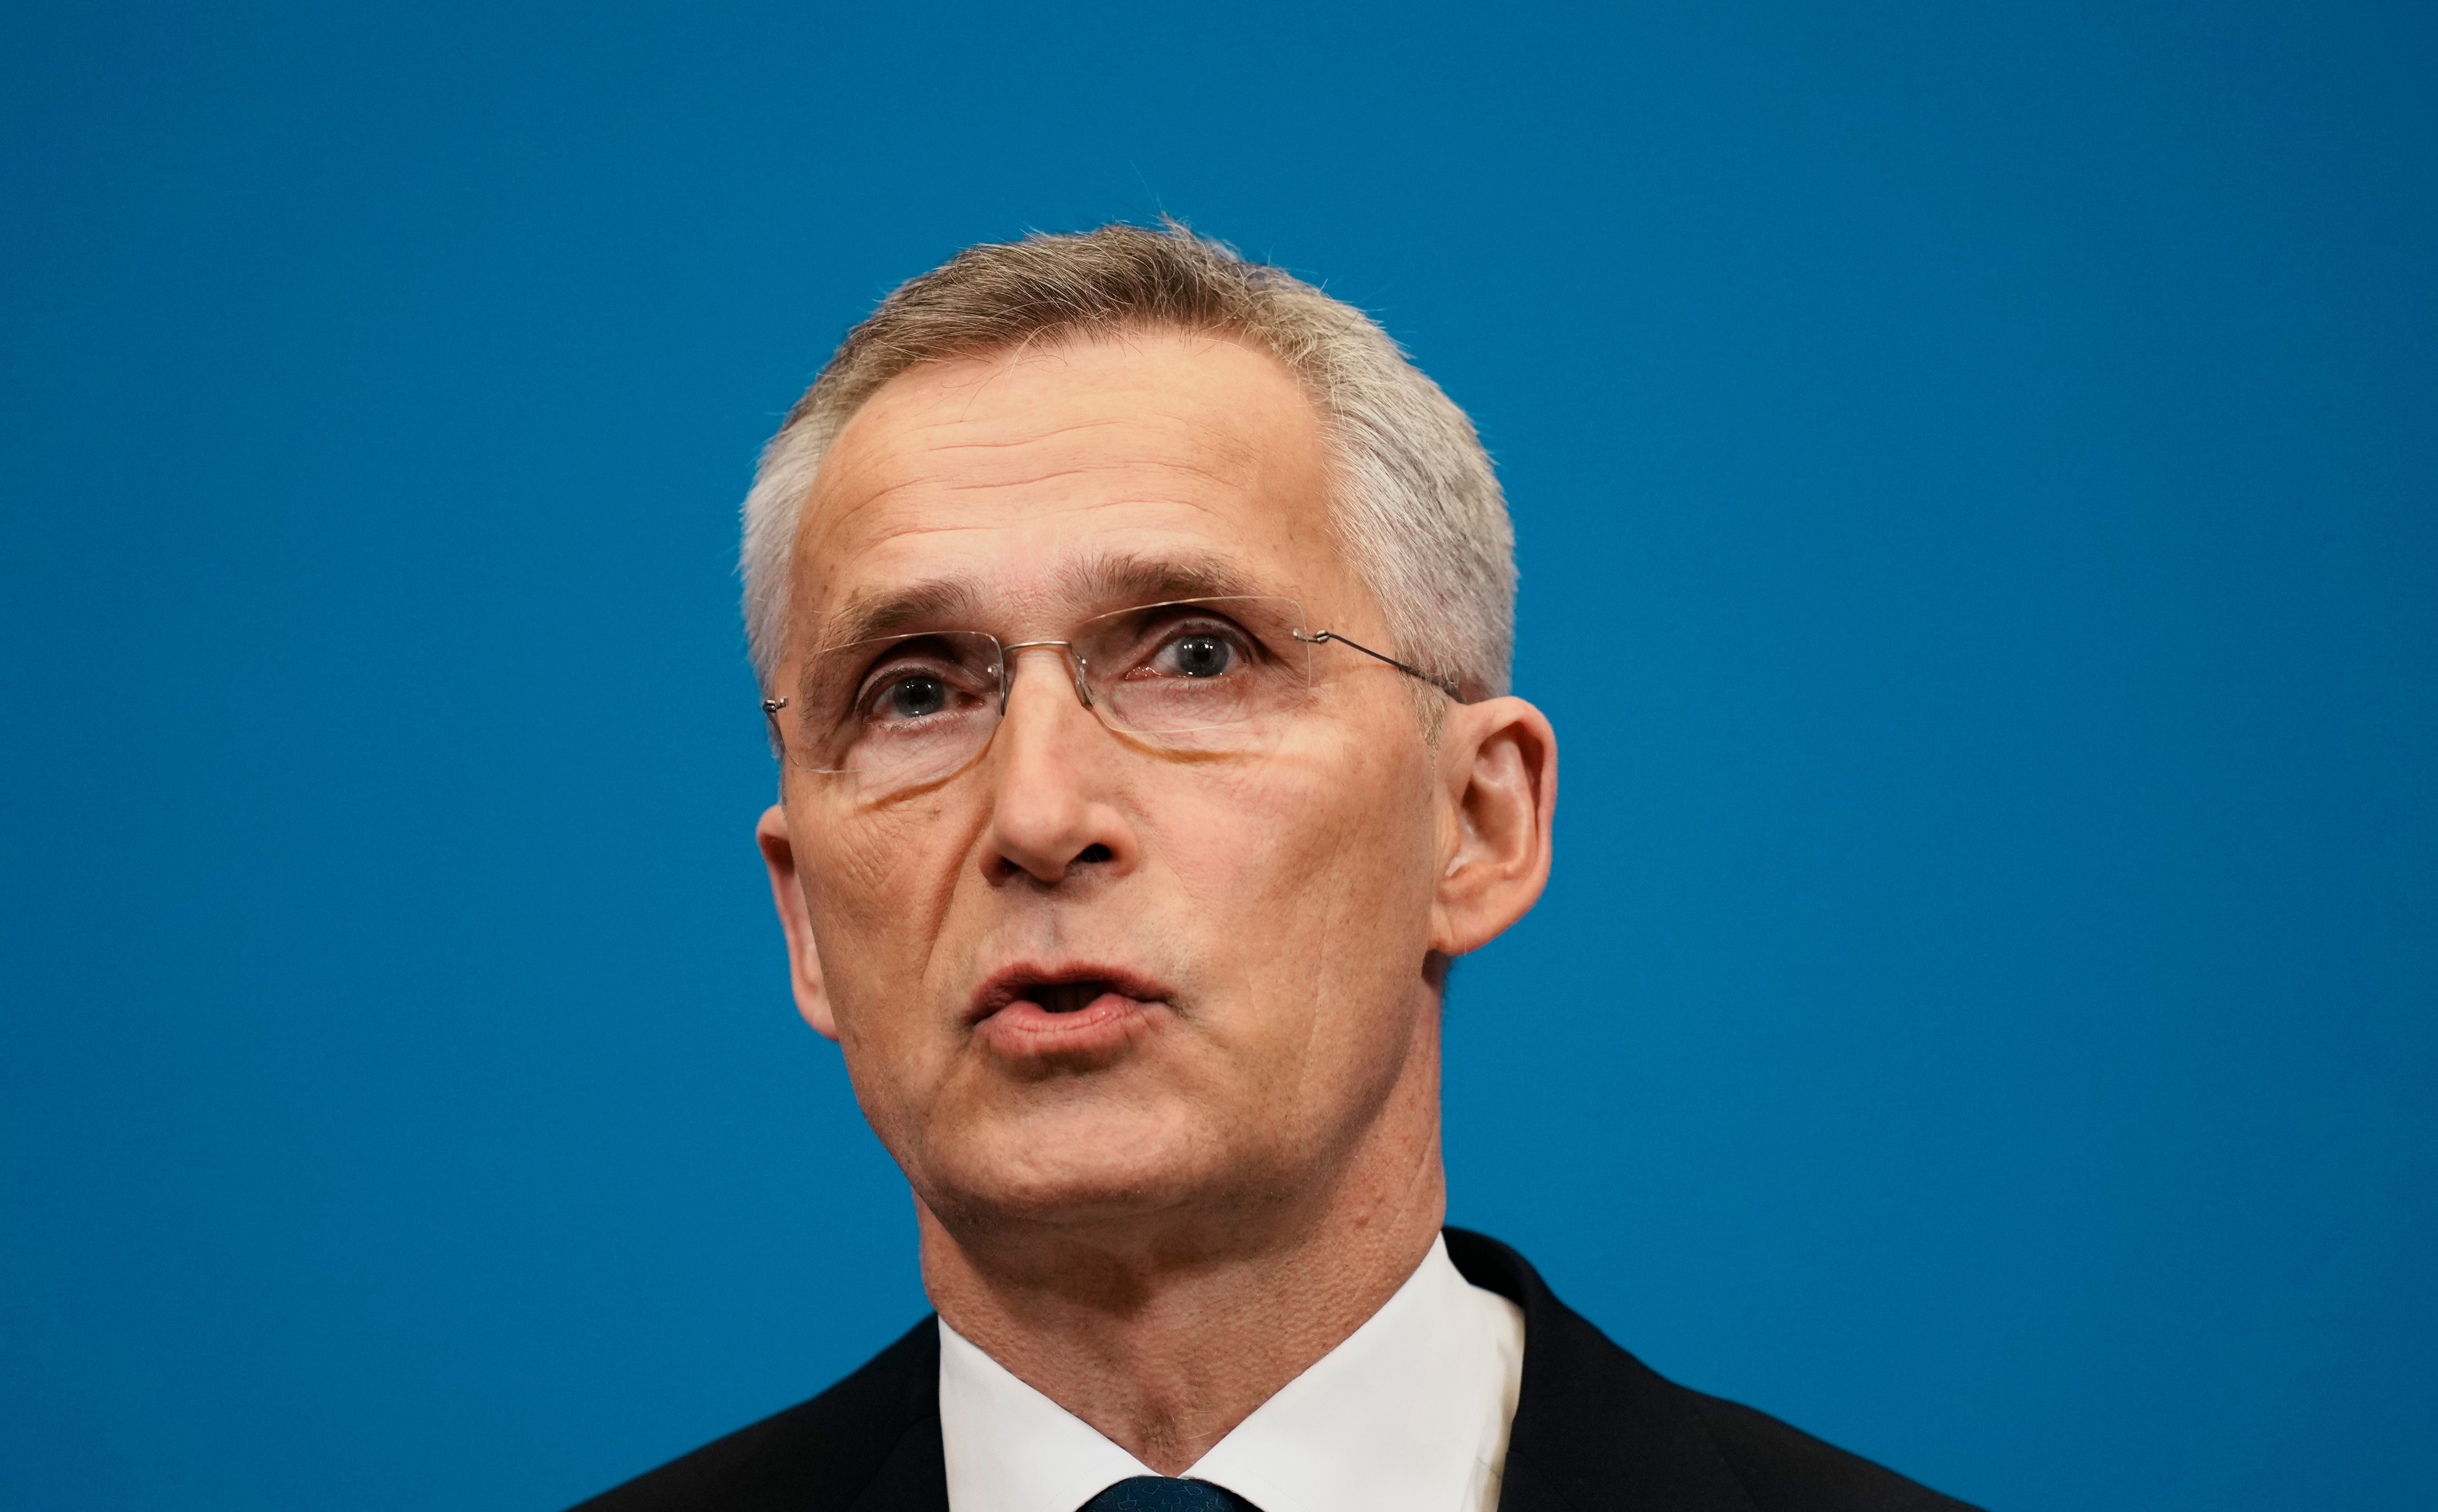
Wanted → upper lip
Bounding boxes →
[966,963,1175,1025]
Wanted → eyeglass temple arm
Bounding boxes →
[1292,630,1463,700]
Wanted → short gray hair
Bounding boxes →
[740,222,1515,699]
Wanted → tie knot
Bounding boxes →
[1077,1475,1258,1512]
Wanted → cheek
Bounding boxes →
[1152,725,1441,989]
[795,804,973,1156]
[796,797,972,1024]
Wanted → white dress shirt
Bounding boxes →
[938,1235,1526,1512]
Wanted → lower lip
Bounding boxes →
[973,991,1160,1056]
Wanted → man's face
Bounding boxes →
[764,333,1464,1241]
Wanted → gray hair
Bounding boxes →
[740,222,1515,700]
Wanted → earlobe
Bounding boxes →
[756,803,840,1041]
[1429,697,1558,958]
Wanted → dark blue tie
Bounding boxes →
[1076,1476,1261,1512]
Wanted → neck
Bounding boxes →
[916,1036,1448,1475]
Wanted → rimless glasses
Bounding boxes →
[760,596,1456,799]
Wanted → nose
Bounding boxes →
[979,644,1136,886]
[993,639,1093,714]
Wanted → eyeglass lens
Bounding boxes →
[770,597,1313,794]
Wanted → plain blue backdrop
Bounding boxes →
[4,1,2432,1508]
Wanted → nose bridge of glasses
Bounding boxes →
[995,639,1096,715]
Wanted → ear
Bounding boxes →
[1429,696,1558,958]
[756,802,839,1040]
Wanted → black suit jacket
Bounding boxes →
[574,1230,1980,1511]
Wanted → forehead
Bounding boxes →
[791,333,1353,644]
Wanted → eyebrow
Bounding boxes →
[810,549,1274,651]
[1054,549,1267,611]
[812,579,988,651]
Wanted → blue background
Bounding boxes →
[4,2,2432,1507]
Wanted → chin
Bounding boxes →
[915,1105,1278,1236]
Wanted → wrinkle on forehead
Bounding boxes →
[814,336,1298,509]
[900,415,1140,453]
[942,456,1254,496]
[826,413,1269,526]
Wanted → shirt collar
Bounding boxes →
[938,1234,1525,1512]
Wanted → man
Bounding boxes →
[579,224,1975,1512]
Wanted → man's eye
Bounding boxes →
[1161,633,1237,678]
[872,672,951,720]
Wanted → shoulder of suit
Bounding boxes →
[1684,1390,1985,1512]
[1444,1228,1981,1512]
[566,1316,946,1512]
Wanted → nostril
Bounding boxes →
[1076,843,1113,865]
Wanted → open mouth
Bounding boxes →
[967,968,1168,1058]
[1031,980,1113,1014]
[969,966,1172,1032]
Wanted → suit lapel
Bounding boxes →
[1446,1230,1758,1512]
[846,1412,950,1512]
